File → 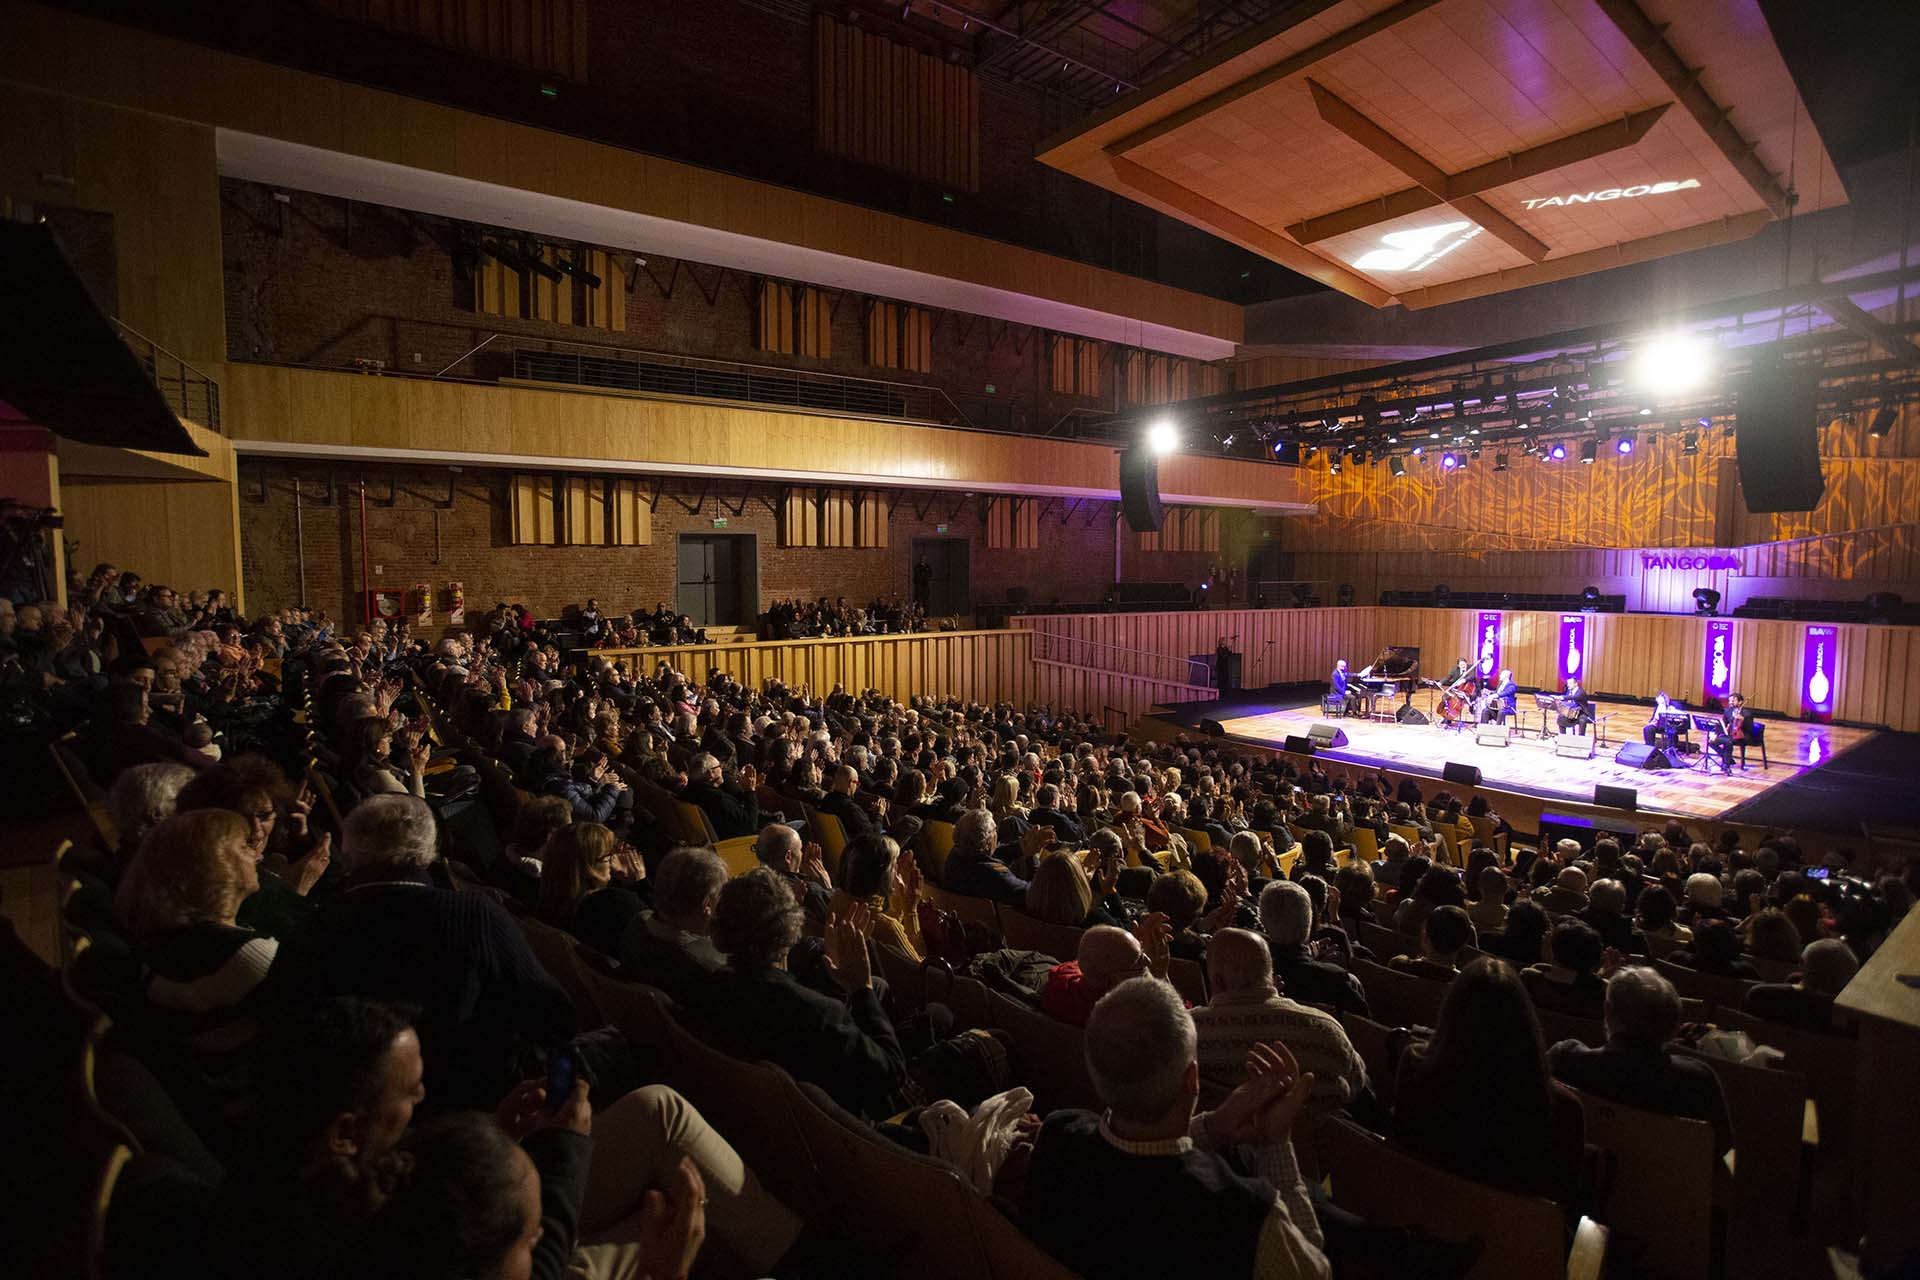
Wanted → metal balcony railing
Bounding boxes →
[116,321,220,433]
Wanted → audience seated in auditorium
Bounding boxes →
[941,808,1030,904]
[1260,880,1369,1016]
[1389,904,1476,982]
[1022,977,1330,1280]
[1549,966,1731,1152]
[752,822,834,920]
[1668,917,1761,979]
[619,846,728,1005]
[830,833,925,963]
[536,822,646,959]
[1521,919,1609,1019]
[1743,937,1859,1032]
[1041,920,1170,1028]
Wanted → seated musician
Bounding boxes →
[1709,693,1753,772]
[1480,668,1518,724]
[1330,658,1361,716]
[1440,657,1472,691]
[1642,691,1688,749]
[1556,680,1594,735]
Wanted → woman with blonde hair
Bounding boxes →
[830,833,925,961]
[115,809,276,1126]
[1024,848,1094,928]
[537,821,646,956]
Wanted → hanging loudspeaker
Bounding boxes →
[1119,448,1165,533]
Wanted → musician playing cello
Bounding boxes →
[1708,692,1753,773]
[1556,679,1594,735]
[1480,668,1518,724]
[1437,657,1477,726]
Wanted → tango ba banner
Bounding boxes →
[1701,619,1734,708]
[1801,625,1838,721]
[1556,614,1587,689]
[1475,611,1501,682]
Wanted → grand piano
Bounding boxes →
[1354,645,1427,724]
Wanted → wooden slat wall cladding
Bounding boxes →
[1138,507,1219,553]
[1050,338,1106,397]
[782,490,885,549]
[316,0,589,81]
[1018,609,1920,732]
[865,301,932,373]
[560,476,605,546]
[985,498,1040,550]
[609,478,652,546]
[508,474,556,545]
[475,245,623,332]
[1124,352,1226,406]
[815,14,979,192]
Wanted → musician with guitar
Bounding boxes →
[1478,668,1518,724]
[1556,679,1594,735]
[1707,693,1753,773]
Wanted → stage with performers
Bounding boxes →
[1188,692,1871,823]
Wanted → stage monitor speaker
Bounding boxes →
[1555,732,1596,760]
[1736,362,1824,513]
[1308,722,1349,749]
[1594,784,1638,811]
[1119,448,1165,532]
[1395,703,1431,726]
[1441,761,1482,786]
[1199,718,1226,737]
[1614,743,1673,770]
[1283,735,1316,755]
[1475,724,1511,748]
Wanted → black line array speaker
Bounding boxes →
[1199,718,1226,737]
[1283,735,1316,755]
[1119,448,1165,533]
[1594,784,1638,811]
[1614,743,1673,770]
[1736,362,1825,513]
[1308,722,1349,749]
[1441,761,1482,786]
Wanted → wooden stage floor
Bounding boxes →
[1217,697,1873,821]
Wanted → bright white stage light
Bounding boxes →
[1147,418,1179,455]
[1630,333,1714,397]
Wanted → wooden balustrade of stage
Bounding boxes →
[1018,607,1920,733]
[588,629,1217,724]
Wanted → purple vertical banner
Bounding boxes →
[1801,625,1838,721]
[1475,611,1502,683]
[1556,614,1587,690]
[1701,619,1734,709]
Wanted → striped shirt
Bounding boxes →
[1193,986,1368,1114]
[141,921,278,1118]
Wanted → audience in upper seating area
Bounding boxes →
[12,555,1918,1279]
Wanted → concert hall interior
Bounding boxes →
[5,1,1920,1278]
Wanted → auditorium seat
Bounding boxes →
[675,800,721,846]
[997,910,1084,963]
[980,987,1099,1113]
[1682,1048,1809,1280]
[1651,957,1757,1016]
[1317,1114,1610,1280]
[1165,956,1210,1008]
[517,918,606,1025]
[1351,957,1448,1027]
[807,809,849,879]
[915,819,955,883]
[713,834,759,877]
[1568,1085,1716,1280]
[923,882,1001,932]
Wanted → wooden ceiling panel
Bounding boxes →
[1038,0,1846,309]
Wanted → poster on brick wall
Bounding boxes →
[448,582,465,626]
[413,583,431,627]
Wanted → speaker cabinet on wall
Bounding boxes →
[1736,362,1824,513]
[1614,744,1673,770]
[1441,761,1482,786]
[1594,784,1638,811]
[1283,735,1316,755]
[1119,448,1165,533]
[1307,722,1349,749]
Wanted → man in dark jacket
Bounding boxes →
[1549,966,1730,1152]
[684,752,762,839]
[1260,880,1369,1016]
[1024,783,1086,844]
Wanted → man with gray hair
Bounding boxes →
[1195,929,1367,1115]
[1259,880,1369,1016]
[1022,977,1330,1279]
[1743,937,1859,1032]
[82,761,196,885]
[754,822,832,918]
[621,846,730,1005]
[1548,965,1730,1152]
[266,794,574,1110]
[685,751,761,839]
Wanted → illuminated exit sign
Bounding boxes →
[1520,179,1700,210]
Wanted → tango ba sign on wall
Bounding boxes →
[1475,611,1501,681]
[1557,614,1587,689]
[1519,179,1701,210]
[1640,552,1740,571]
[1701,619,1733,707]
[1801,625,1838,721]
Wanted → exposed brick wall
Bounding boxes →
[219,179,1105,435]
[239,459,1156,627]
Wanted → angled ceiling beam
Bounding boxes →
[1104,0,1439,156]
[1590,0,1793,218]
[1306,79,1550,263]
[1818,297,1920,369]
[1107,155,1395,305]
[1287,104,1672,244]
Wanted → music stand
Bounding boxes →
[1690,714,1726,773]
[1531,692,1559,740]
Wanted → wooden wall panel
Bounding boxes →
[609,477,652,545]
[217,365,1310,508]
[1019,608,1920,731]
[815,14,978,191]
[316,0,590,81]
[60,477,244,609]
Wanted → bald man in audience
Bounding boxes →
[1193,928,1367,1115]
[1040,924,1162,1029]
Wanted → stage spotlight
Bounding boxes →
[1580,440,1598,464]
[1582,585,1601,607]
[1493,453,1509,472]
[1410,445,1425,457]
[1693,587,1721,616]
[1434,584,1451,605]
[1440,452,1459,470]
[1329,457,1343,475]
[1616,437,1634,455]
[1548,442,1568,461]
[1147,418,1179,455]
[1631,332,1715,397]
[1869,406,1897,437]
[1388,456,1406,478]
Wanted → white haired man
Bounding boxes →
[1022,977,1329,1279]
